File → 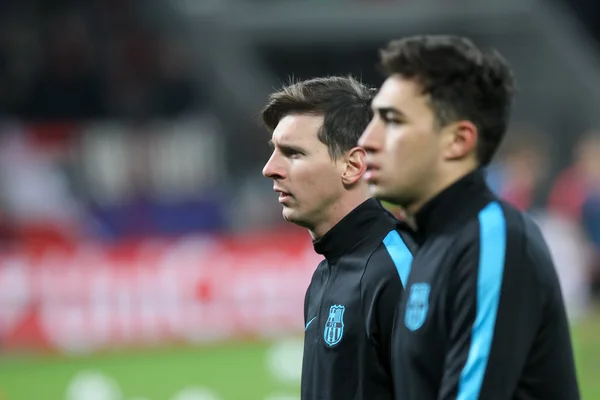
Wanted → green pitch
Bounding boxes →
[0,310,599,400]
[572,308,600,400]
[0,338,303,400]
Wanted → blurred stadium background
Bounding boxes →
[0,0,600,399]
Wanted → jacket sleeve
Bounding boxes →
[362,230,414,368]
[303,281,310,327]
[437,209,579,400]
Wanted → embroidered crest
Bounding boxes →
[323,305,345,346]
[405,283,430,331]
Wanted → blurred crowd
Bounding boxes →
[487,130,600,317]
[0,0,599,321]
[0,0,200,120]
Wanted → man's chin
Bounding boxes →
[369,185,403,205]
[282,208,312,229]
[367,183,388,200]
[282,208,298,223]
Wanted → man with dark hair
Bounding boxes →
[359,35,580,399]
[262,76,417,400]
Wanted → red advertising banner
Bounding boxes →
[0,231,320,355]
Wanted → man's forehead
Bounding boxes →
[373,76,425,109]
[271,114,323,142]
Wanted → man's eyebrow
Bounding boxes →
[268,140,305,153]
[374,106,405,118]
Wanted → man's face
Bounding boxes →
[358,76,443,208]
[263,114,346,229]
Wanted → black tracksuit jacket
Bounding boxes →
[301,198,417,400]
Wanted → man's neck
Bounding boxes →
[406,164,478,221]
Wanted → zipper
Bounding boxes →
[315,266,332,342]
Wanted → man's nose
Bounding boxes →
[358,119,381,152]
[262,154,285,179]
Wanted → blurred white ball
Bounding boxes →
[265,338,304,384]
[170,386,222,400]
[65,370,122,400]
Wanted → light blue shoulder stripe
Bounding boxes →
[382,230,413,287]
[457,201,507,399]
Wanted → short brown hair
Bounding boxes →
[380,35,515,166]
[261,76,375,159]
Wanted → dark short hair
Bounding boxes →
[261,76,375,159]
[379,35,515,166]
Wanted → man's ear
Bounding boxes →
[443,120,478,161]
[341,146,367,185]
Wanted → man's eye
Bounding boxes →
[384,116,401,125]
[282,148,302,157]
[380,111,401,125]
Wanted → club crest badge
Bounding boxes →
[323,305,345,346]
[405,283,430,331]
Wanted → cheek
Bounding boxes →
[295,161,339,195]
[311,165,341,191]
[387,129,437,171]
[316,170,345,203]
[387,130,417,162]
